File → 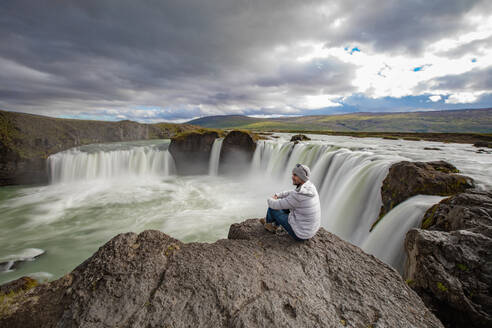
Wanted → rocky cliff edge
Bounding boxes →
[0,219,442,328]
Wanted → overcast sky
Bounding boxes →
[1,0,491,122]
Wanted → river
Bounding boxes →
[0,134,490,284]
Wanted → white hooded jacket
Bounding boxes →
[267,180,321,239]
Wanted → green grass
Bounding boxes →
[0,277,38,318]
[436,282,448,292]
[171,128,225,141]
[186,108,492,134]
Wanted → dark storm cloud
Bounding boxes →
[425,66,492,91]
[0,0,491,120]
[255,57,356,94]
[324,0,490,54]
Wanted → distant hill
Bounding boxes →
[187,115,263,128]
[187,108,492,133]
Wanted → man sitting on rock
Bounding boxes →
[261,164,321,241]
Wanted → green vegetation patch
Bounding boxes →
[187,108,492,136]
[421,204,439,229]
[0,277,38,318]
[436,282,448,292]
[170,128,225,141]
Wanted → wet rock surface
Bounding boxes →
[290,134,311,143]
[219,130,257,175]
[404,190,492,328]
[473,141,491,148]
[1,219,443,328]
[168,130,219,174]
[376,161,474,223]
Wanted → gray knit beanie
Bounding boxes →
[292,163,310,182]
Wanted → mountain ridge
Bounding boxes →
[187,108,492,133]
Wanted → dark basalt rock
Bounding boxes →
[290,134,311,143]
[219,130,257,175]
[168,130,219,174]
[473,141,491,148]
[372,161,474,230]
[405,190,492,328]
[1,220,443,328]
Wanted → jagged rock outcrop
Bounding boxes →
[1,219,443,328]
[290,134,311,143]
[0,110,196,186]
[404,190,492,328]
[373,161,474,228]
[219,130,257,175]
[168,130,220,174]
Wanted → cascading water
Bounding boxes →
[2,134,489,284]
[208,138,224,176]
[250,139,434,271]
[361,195,445,273]
[48,140,176,183]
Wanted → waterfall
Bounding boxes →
[251,139,438,272]
[251,141,393,245]
[44,137,443,273]
[209,138,224,176]
[48,143,176,183]
[361,195,445,272]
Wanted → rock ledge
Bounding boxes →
[1,219,443,328]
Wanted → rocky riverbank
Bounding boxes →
[365,160,491,327]
[0,219,443,328]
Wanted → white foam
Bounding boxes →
[27,272,54,282]
[0,248,45,262]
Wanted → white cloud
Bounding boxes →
[295,95,342,110]
[1,0,491,120]
[247,114,300,118]
[445,92,483,104]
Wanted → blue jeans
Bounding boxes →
[266,208,305,241]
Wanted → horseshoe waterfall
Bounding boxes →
[0,134,490,285]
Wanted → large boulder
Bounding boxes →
[404,190,492,328]
[1,219,443,328]
[372,161,474,229]
[168,130,220,174]
[219,130,257,175]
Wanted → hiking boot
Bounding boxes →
[260,218,266,225]
[264,222,277,233]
